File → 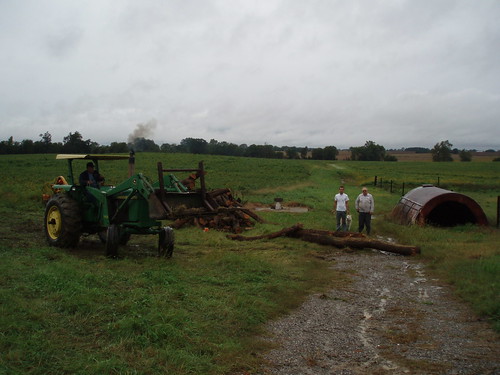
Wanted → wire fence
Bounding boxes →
[372,175,443,196]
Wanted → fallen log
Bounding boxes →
[227,224,421,256]
[227,223,303,241]
[295,230,420,256]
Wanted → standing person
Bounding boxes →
[355,187,374,235]
[79,162,104,188]
[334,185,350,231]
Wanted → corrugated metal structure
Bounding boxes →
[392,185,488,226]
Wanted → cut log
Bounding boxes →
[227,224,420,256]
[295,231,420,256]
[161,186,262,232]
[227,224,303,241]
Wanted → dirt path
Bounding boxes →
[256,250,499,375]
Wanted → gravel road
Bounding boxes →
[256,249,499,375]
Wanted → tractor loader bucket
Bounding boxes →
[148,192,170,220]
[151,161,219,220]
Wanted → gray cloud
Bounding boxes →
[46,27,83,58]
[1,0,499,150]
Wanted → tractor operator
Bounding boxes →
[79,162,104,188]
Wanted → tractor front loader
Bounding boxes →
[44,154,177,258]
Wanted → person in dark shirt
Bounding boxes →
[79,162,104,188]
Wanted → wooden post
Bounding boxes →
[402,182,405,196]
[390,180,393,193]
[128,150,135,177]
[497,196,500,228]
[437,176,440,187]
[374,176,377,186]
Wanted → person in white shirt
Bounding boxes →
[334,185,350,231]
[355,187,374,235]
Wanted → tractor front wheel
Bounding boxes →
[99,230,130,245]
[44,194,81,248]
[158,226,174,258]
[106,224,120,258]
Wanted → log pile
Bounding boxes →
[227,223,421,256]
[170,188,264,233]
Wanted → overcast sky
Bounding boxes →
[1,0,499,150]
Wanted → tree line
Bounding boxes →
[0,131,342,160]
[1,131,491,162]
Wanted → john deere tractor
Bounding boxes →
[44,154,214,257]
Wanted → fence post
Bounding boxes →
[402,182,405,196]
[497,196,500,228]
[437,176,440,187]
[374,176,377,186]
[390,180,393,193]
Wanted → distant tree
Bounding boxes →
[282,146,300,159]
[484,149,495,153]
[51,142,63,153]
[62,131,91,153]
[207,139,242,156]
[405,147,430,153]
[20,139,35,154]
[160,143,180,153]
[311,148,324,160]
[384,154,398,161]
[323,146,339,160]
[109,142,129,153]
[0,136,17,154]
[459,149,472,162]
[37,131,53,153]
[244,144,278,158]
[180,138,208,154]
[300,146,309,159]
[431,140,453,162]
[350,141,386,161]
[130,137,160,152]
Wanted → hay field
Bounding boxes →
[337,149,499,162]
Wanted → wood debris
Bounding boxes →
[170,189,264,233]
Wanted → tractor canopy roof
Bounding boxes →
[56,154,130,161]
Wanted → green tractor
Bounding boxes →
[44,154,214,257]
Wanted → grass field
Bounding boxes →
[1,153,499,374]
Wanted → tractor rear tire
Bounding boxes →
[158,226,174,258]
[106,224,120,258]
[44,194,82,248]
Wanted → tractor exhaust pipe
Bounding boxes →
[128,150,135,177]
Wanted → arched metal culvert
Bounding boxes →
[392,185,488,226]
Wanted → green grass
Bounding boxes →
[0,231,334,374]
[0,153,499,374]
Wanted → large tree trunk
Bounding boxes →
[228,224,420,256]
[227,223,303,241]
